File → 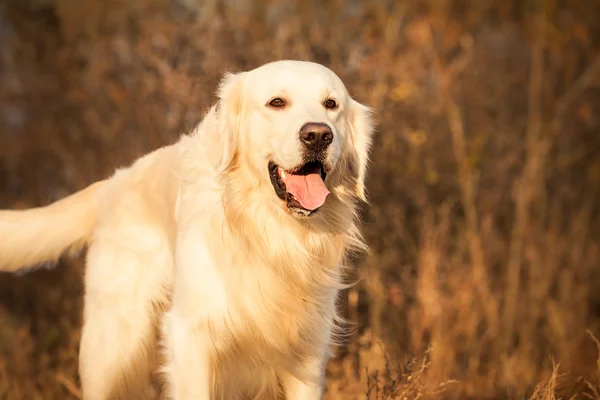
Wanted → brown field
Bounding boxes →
[1,0,599,399]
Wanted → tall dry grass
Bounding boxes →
[0,0,599,399]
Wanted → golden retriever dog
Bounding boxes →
[0,60,374,399]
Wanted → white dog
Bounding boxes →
[0,60,374,399]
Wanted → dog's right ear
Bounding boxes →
[214,71,245,172]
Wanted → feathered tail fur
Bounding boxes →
[0,181,105,272]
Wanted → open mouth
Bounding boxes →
[269,160,330,215]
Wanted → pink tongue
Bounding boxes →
[283,173,330,210]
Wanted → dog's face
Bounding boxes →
[216,60,374,218]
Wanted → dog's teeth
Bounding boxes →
[280,169,286,179]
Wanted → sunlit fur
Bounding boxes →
[0,60,374,399]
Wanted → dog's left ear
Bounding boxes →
[348,99,375,202]
[215,71,245,172]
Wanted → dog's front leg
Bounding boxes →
[163,308,213,399]
[282,302,339,398]
[281,287,341,400]
[280,349,329,400]
[163,220,228,400]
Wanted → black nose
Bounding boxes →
[299,123,334,152]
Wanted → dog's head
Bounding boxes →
[215,60,374,218]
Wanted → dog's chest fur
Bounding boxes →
[198,227,342,397]
[207,230,342,362]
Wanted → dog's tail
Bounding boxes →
[0,180,106,273]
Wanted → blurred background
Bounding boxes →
[0,0,599,399]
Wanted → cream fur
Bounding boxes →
[0,60,374,400]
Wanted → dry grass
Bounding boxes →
[1,0,600,399]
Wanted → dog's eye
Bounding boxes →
[268,98,286,108]
[324,99,337,109]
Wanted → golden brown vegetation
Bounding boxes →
[0,0,599,399]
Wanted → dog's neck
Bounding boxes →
[217,160,362,287]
